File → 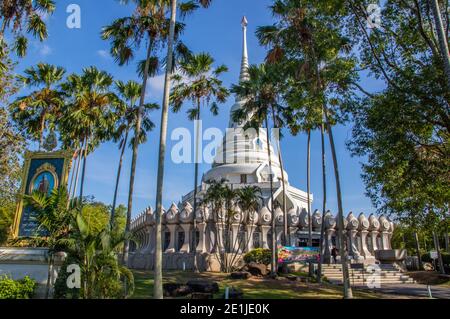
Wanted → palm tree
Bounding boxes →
[25,187,74,299]
[113,80,158,264]
[0,0,55,57]
[152,0,214,299]
[102,0,192,272]
[235,185,262,255]
[170,52,229,271]
[232,63,286,275]
[257,0,355,297]
[429,0,450,87]
[9,63,65,150]
[60,67,118,203]
[201,178,238,273]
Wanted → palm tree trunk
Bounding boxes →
[307,129,312,247]
[39,115,45,151]
[70,143,84,206]
[192,100,201,272]
[45,252,53,299]
[79,134,89,204]
[270,106,288,245]
[111,130,129,229]
[317,120,327,283]
[323,104,353,299]
[414,231,423,270]
[265,116,277,275]
[430,0,450,87]
[154,0,178,300]
[67,149,78,200]
[445,232,449,253]
[71,142,84,201]
[122,34,154,270]
[433,231,445,274]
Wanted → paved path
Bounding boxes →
[355,284,450,299]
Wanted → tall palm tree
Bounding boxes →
[60,67,118,202]
[10,63,65,150]
[102,0,191,271]
[232,63,286,275]
[257,0,355,297]
[170,52,229,271]
[0,0,55,57]
[429,0,450,87]
[113,80,158,260]
[316,116,327,283]
[152,0,213,299]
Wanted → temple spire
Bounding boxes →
[239,16,249,82]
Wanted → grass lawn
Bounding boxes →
[131,270,413,299]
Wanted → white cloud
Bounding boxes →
[97,49,111,60]
[39,45,52,56]
[145,74,165,98]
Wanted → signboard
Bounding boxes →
[430,251,438,260]
[277,246,320,264]
[12,150,72,238]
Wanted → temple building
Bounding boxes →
[128,17,395,271]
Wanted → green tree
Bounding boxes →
[9,63,65,150]
[170,52,229,271]
[0,106,24,244]
[25,187,75,298]
[102,0,192,272]
[347,1,449,235]
[112,80,158,264]
[152,0,215,299]
[0,0,55,58]
[60,67,118,202]
[256,0,359,298]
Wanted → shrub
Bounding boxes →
[0,276,36,299]
[243,248,272,265]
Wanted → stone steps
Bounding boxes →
[321,264,416,286]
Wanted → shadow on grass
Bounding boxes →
[131,270,394,299]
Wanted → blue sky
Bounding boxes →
[13,0,386,218]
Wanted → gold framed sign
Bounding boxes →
[12,150,73,238]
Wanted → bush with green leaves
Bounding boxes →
[0,276,36,299]
[243,248,272,265]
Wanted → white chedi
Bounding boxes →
[358,213,370,231]
[287,208,299,227]
[165,203,179,224]
[299,208,309,229]
[180,202,193,223]
[369,214,380,231]
[379,215,391,232]
[312,209,322,230]
[324,210,336,229]
[247,209,259,224]
[346,212,359,230]
[275,207,284,226]
[259,206,272,226]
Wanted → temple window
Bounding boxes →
[240,174,247,184]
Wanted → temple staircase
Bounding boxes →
[322,263,416,287]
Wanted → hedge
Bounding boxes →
[243,248,272,265]
[0,276,36,299]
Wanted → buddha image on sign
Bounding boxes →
[32,172,55,195]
